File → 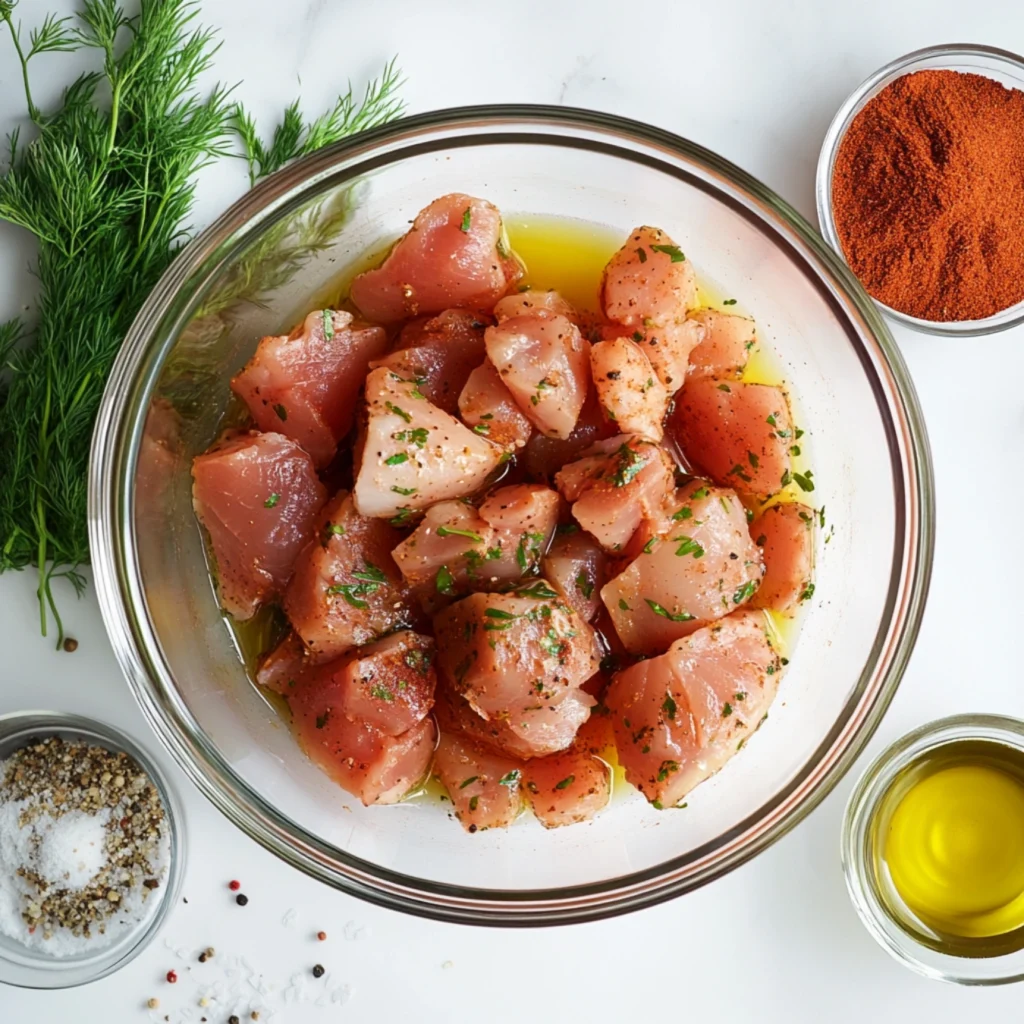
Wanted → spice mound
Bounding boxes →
[832,68,1024,322]
[0,736,170,957]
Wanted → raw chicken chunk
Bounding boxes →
[484,313,590,439]
[433,581,599,755]
[601,480,763,655]
[604,609,781,807]
[624,319,706,393]
[283,491,415,658]
[301,630,436,737]
[602,226,697,328]
[432,728,523,832]
[256,631,332,695]
[493,289,578,324]
[290,676,435,805]
[391,485,559,610]
[192,431,326,619]
[590,336,669,440]
[522,722,612,828]
[350,194,521,323]
[687,309,756,380]
[370,309,487,415]
[231,309,387,467]
[458,360,533,450]
[435,685,592,761]
[542,528,609,622]
[354,367,503,518]
[668,378,794,499]
[751,502,815,612]
[554,435,676,552]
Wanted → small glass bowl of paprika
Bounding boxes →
[816,44,1024,337]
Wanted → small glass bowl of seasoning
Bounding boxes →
[0,710,185,988]
[843,714,1024,984]
[816,44,1024,336]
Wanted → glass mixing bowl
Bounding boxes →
[89,106,934,925]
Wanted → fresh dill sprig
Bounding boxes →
[0,1,405,648]
[232,57,405,185]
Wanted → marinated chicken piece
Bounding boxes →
[391,485,559,610]
[542,528,609,622]
[290,676,435,805]
[601,480,763,655]
[668,378,794,499]
[493,289,578,324]
[590,336,669,440]
[300,631,436,736]
[604,609,781,807]
[554,435,676,552]
[477,484,560,583]
[354,367,503,518]
[458,360,533,451]
[370,309,487,415]
[523,729,612,828]
[751,502,815,613]
[522,390,617,480]
[432,728,523,832]
[435,685,593,761]
[687,309,757,380]
[256,631,333,695]
[192,431,326,620]
[349,194,521,323]
[484,313,590,439]
[433,581,599,754]
[602,226,698,328]
[231,309,387,468]
[283,491,415,658]
[618,319,706,393]
[391,500,495,609]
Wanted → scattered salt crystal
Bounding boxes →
[342,919,367,941]
[281,907,297,927]
[330,983,352,1005]
[442,960,454,969]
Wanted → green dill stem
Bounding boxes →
[34,378,52,639]
[1,12,40,123]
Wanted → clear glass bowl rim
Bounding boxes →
[815,42,1024,337]
[88,104,935,926]
[842,713,1024,985]
[0,710,186,988]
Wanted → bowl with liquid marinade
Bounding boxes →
[89,106,933,925]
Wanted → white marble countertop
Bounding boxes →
[3,0,1024,1019]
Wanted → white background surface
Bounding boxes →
[1,0,1023,1020]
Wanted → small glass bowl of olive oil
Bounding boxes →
[843,715,1024,984]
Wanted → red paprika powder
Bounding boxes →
[832,69,1024,322]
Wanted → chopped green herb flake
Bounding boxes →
[460,776,479,789]
[554,775,575,790]
[273,403,288,421]
[437,525,484,542]
[674,536,704,558]
[636,247,647,263]
[717,383,731,393]
[575,571,594,600]
[468,795,479,812]
[733,580,758,604]
[645,599,694,621]
[499,770,520,787]
[690,486,709,500]
[386,401,411,423]
[322,310,334,340]
[385,452,408,465]
[672,506,693,521]
[722,702,733,717]
[662,693,677,720]
[722,298,737,306]
[793,471,815,492]
[643,537,658,554]
[618,598,631,611]
[460,207,472,232]
[799,581,816,602]
[391,485,417,496]
[657,760,679,782]
[264,493,281,508]
[650,243,685,262]
[370,684,394,702]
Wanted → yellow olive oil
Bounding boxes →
[875,740,1024,955]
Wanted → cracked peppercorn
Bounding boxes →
[235,893,248,906]
[312,963,325,978]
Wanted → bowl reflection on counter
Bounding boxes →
[89,106,933,925]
